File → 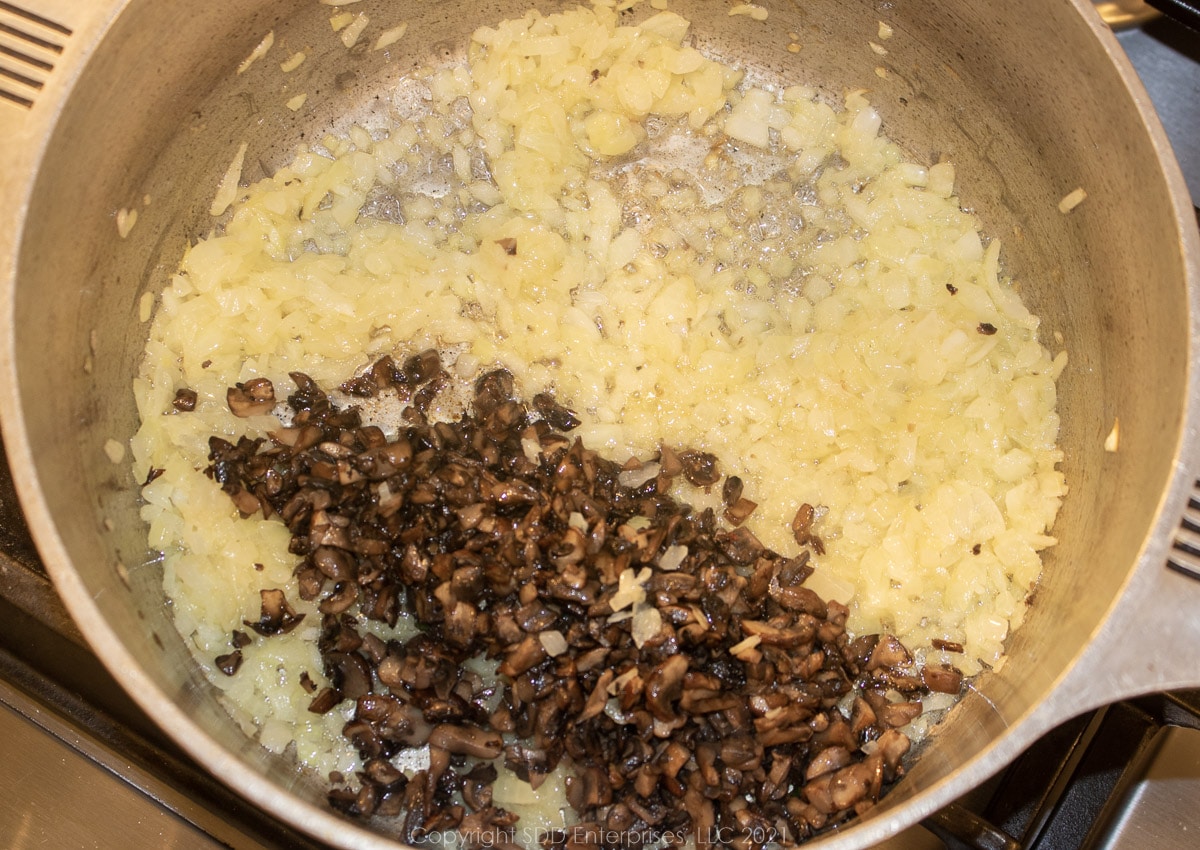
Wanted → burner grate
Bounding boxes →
[0,1,71,109]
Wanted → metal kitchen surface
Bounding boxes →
[1,7,1199,850]
[0,681,229,850]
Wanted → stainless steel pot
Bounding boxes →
[2,0,1199,847]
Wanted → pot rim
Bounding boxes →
[1,0,1198,847]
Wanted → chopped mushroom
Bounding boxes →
[643,654,688,722]
[428,724,504,759]
[724,496,758,526]
[931,638,965,653]
[532,392,582,431]
[867,634,912,671]
[722,475,744,505]
[243,588,305,636]
[922,663,964,694]
[215,651,243,676]
[791,502,826,554]
[308,687,341,715]
[877,700,924,729]
[226,378,276,417]
[207,353,928,847]
[231,630,251,648]
[678,449,720,486]
[173,387,198,412]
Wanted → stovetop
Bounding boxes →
[0,8,1198,850]
[1121,12,1200,204]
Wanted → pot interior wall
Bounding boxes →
[10,0,1192,843]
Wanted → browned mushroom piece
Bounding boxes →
[360,694,433,747]
[173,387,198,412]
[931,638,965,653]
[318,581,359,615]
[657,444,684,478]
[792,501,815,540]
[723,497,758,527]
[363,758,404,788]
[401,349,442,385]
[776,550,814,584]
[771,583,828,619]
[244,588,305,636]
[688,788,716,849]
[922,662,964,694]
[849,696,878,740]
[533,392,582,431]
[461,763,497,812]
[307,686,341,715]
[867,634,913,671]
[230,630,251,649]
[565,765,613,813]
[498,634,548,677]
[340,371,380,398]
[327,782,373,818]
[426,805,469,836]
[505,742,556,789]
[721,475,744,506]
[760,752,793,802]
[877,700,923,729]
[801,772,838,816]
[718,526,766,565]
[741,617,817,647]
[678,449,720,486]
[874,728,912,778]
[828,761,874,810]
[312,546,356,581]
[642,654,688,722]
[719,735,763,771]
[399,773,431,845]
[228,488,261,517]
[215,651,243,676]
[473,368,516,417]
[226,378,276,417]
[427,724,504,759]
[327,651,373,702]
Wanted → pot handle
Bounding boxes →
[1051,476,1200,713]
